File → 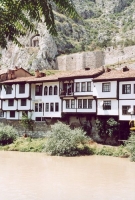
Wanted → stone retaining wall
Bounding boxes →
[0,119,51,138]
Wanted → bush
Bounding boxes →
[44,121,90,156]
[94,145,129,157]
[125,132,135,161]
[4,137,46,152]
[0,123,17,145]
[20,113,34,131]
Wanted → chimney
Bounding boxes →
[102,66,105,71]
[14,66,19,70]
[105,67,111,72]
[123,66,129,72]
[7,69,12,80]
[35,69,40,78]
[85,67,90,71]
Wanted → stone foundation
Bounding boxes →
[0,117,115,144]
[0,119,51,138]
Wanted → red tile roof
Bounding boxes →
[93,68,135,81]
[2,67,104,84]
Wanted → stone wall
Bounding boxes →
[57,51,105,71]
[0,119,51,138]
[104,45,135,68]
[57,45,135,71]
[0,116,98,138]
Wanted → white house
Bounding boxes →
[58,67,105,125]
[93,66,135,121]
[0,66,135,126]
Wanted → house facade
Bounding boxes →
[93,66,135,122]
[0,66,135,128]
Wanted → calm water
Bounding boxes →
[0,151,135,200]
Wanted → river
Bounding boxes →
[0,151,135,200]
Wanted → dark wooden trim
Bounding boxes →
[3,109,33,111]
[1,97,30,100]
[62,112,96,115]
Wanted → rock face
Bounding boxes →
[0,24,57,70]
[0,0,135,70]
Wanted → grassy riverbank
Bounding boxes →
[0,137,130,158]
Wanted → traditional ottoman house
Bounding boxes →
[58,67,105,126]
[0,69,64,121]
[0,67,32,119]
[93,66,135,122]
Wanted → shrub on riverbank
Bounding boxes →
[0,123,17,145]
[2,137,46,152]
[93,145,129,158]
[125,132,135,161]
[44,121,91,156]
[0,136,130,159]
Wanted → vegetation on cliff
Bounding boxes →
[54,0,135,54]
[0,0,78,48]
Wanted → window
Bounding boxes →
[45,103,49,112]
[81,82,86,92]
[122,84,131,94]
[35,103,38,112]
[88,100,92,109]
[8,99,14,106]
[76,83,80,92]
[44,86,48,95]
[35,103,42,112]
[55,103,59,112]
[71,100,75,108]
[54,86,58,95]
[103,101,111,110]
[36,117,47,121]
[78,99,82,108]
[6,85,12,94]
[50,103,54,112]
[35,85,42,96]
[63,83,74,95]
[0,111,4,118]
[21,99,26,106]
[66,100,70,108]
[49,86,52,95]
[83,99,87,108]
[19,84,25,94]
[87,82,91,92]
[102,83,110,92]
[36,117,42,121]
[10,111,15,118]
[39,103,42,112]
[122,106,130,115]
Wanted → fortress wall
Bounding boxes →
[105,45,135,66]
[57,51,105,71]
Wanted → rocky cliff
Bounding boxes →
[0,0,135,70]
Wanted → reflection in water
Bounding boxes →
[0,151,135,200]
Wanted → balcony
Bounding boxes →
[60,90,74,97]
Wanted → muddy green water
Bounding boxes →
[0,151,135,200]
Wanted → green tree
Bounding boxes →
[95,117,119,144]
[0,0,79,48]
